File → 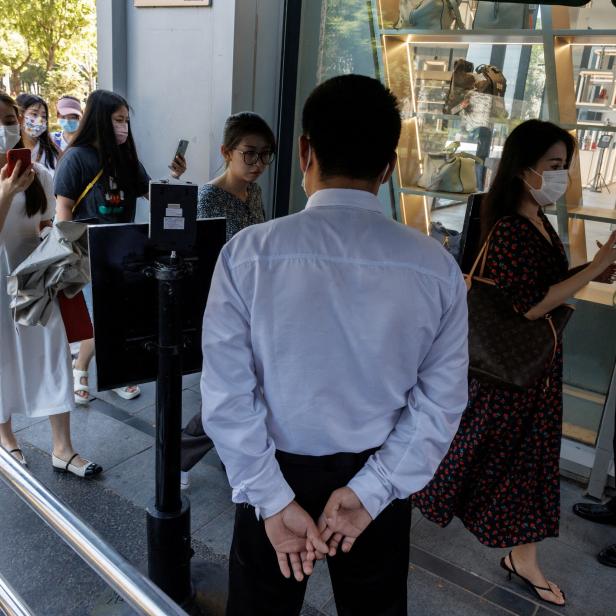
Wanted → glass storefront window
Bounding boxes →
[291,0,616,459]
[317,0,378,81]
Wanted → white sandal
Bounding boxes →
[73,368,91,405]
[112,385,141,400]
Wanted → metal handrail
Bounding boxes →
[0,447,188,616]
[0,571,34,616]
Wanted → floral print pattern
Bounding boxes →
[413,213,570,548]
[197,183,265,241]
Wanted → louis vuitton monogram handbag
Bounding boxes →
[466,220,574,390]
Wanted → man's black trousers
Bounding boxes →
[226,449,412,616]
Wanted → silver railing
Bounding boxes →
[0,571,34,616]
[0,446,188,616]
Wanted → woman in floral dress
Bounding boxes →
[414,120,616,607]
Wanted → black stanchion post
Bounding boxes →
[146,252,193,605]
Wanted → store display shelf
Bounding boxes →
[545,205,616,224]
[553,31,616,44]
[399,186,470,201]
[574,282,616,307]
[379,30,544,44]
[567,206,616,224]
[563,384,607,407]
[406,110,520,128]
[561,123,616,133]
[575,102,612,110]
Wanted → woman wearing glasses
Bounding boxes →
[197,112,275,239]
[182,112,276,488]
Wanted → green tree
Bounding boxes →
[318,0,378,82]
[0,0,94,72]
[0,28,32,94]
[0,0,96,121]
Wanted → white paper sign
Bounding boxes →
[164,217,185,230]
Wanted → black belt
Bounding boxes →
[275,447,379,472]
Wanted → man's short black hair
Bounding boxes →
[302,74,401,180]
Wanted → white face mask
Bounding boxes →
[301,143,312,196]
[0,124,21,153]
[524,168,569,207]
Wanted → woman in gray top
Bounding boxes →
[182,112,276,486]
[197,112,275,239]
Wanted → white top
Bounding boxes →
[31,142,56,176]
[0,164,74,420]
[201,188,469,519]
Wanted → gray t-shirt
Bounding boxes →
[54,145,149,224]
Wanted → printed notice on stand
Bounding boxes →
[135,0,211,7]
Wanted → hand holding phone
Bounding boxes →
[169,139,189,178]
[7,148,31,177]
[1,150,35,200]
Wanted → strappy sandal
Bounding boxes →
[52,453,102,478]
[9,448,27,467]
[500,551,566,606]
[73,368,91,405]
[112,385,141,400]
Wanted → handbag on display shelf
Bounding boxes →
[430,221,462,261]
[58,290,93,343]
[459,91,493,130]
[443,59,476,115]
[473,2,530,29]
[466,220,575,390]
[395,0,464,30]
[471,64,509,121]
[417,141,482,193]
[444,63,508,126]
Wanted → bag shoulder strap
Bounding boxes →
[467,217,509,279]
[72,168,104,214]
[445,0,464,30]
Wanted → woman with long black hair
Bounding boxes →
[16,93,61,174]
[0,92,101,477]
[54,89,186,405]
[414,120,616,607]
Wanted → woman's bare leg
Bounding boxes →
[507,542,565,605]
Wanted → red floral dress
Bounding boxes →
[413,213,569,547]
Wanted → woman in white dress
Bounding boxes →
[0,92,101,477]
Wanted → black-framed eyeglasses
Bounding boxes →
[234,149,275,166]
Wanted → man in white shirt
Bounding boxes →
[201,75,469,615]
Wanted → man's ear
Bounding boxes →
[299,135,310,173]
[382,153,398,184]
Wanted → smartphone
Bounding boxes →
[174,139,189,159]
[7,148,31,177]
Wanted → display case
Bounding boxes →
[292,0,616,492]
[368,0,616,486]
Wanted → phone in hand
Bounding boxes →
[7,148,31,177]
[174,139,189,160]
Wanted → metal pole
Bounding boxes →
[0,447,187,616]
[146,253,193,605]
[0,571,34,616]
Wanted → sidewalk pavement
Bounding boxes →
[1,374,615,615]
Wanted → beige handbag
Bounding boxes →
[417,141,482,193]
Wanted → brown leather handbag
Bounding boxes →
[465,222,574,390]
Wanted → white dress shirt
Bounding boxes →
[201,188,469,519]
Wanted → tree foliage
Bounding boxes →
[318,0,378,82]
[0,0,96,117]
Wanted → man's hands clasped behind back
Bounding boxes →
[263,487,373,581]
